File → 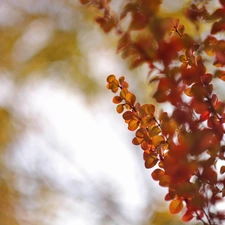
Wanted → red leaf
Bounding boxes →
[211,20,225,34]
[201,73,212,85]
[200,111,210,121]
[122,111,133,120]
[164,193,173,201]
[182,210,194,222]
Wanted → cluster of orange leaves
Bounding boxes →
[81,0,225,224]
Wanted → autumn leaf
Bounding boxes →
[151,168,165,181]
[128,119,139,131]
[182,210,194,222]
[220,166,225,174]
[116,104,124,113]
[125,92,136,105]
[145,155,158,169]
[169,199,184,214]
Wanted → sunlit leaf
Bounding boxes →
[151,168,165,181]
[128,119,139,131]
[112,96,122,104]
[125,92,136,105]
[116,104,124,113]
[169,199,183,214]
[145,155,158,169]
[184,87,193,97]
[200,111,210,121]
[148,125,161,137]
[143,133,152,143]
[144,104,155,116]
[141,141,150,150]
[152,135,165,146]
[159,174,171,187]
[215,70,225,81]
[132,137,142,145]
[135,128,145,138]
[120,88,128,99]
[179,55,187,63]
[204,35,217,56]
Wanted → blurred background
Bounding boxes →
[0,0,207,225]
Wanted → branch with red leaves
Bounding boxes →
[80,0,225,224]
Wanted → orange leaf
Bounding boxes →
[120,89,128,99]
[135,128,145,138]
[220,165,225,174]
[144,104,155,116]
[184,87,193,97]
[141,141,150,150]
[159,174,171,187]
[215,70,225,81]
[125,92,136,105]
[141,116,154,128]
[116,104,124,114]
[132,137,142,145]
[182,210,194,222]
[148,126,161,137]
[145,155,158,169]
[152,135,165,146]
[179,55,188,63]
[122,111,133,121]
[128,119,139,131]
[169,199,184,214]
[112,96,122,104]
[107,74,116,83]
[151,168,165,181]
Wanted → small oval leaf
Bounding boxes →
[169,199,184,214]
